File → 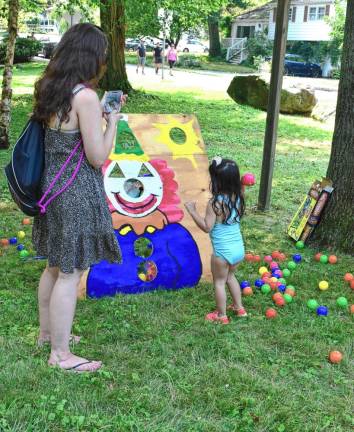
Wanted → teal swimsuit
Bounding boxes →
[209,196,245,265]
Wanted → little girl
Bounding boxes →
[185,156,247,324]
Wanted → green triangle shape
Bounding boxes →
[138,163,153,177]
[115,121,144,156]
[109,162,124,178]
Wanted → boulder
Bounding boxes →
[227,75,317,115]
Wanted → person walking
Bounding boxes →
[166,43,178,76]
[153,42,163,75]
[136,39,146,75]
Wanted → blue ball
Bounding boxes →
[240,281,250,289]
[273,270,282,278]
[278,284,286,293]
[255,279,264,288]
[293,254,302,263]
[316,305,328,316]
[17,244,25,251]
[9,237,17,245]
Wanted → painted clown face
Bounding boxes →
[104,160,163,217]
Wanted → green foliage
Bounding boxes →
[245,31,272,65]
[0,37,41,64]
[327,0,346,64]
[286,41,332,63]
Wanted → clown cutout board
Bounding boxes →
[79,114,212,298]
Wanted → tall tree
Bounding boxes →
[208,12,222,57]
[100,0,132,93]
[310,0,354,253]
[0,0,19,150]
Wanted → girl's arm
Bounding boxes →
[185,201,216,233]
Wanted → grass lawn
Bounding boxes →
[0,64,353,432]
[125,51,255,74]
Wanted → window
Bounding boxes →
[309,6,327,21]
[309,7,317,20]
[288,7,297,22]
[318,7,325,19]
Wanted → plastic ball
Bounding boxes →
[255,279,264,288]
[320,255,328,264]
[270,261,279,270]
[314,252,322,262]
[265,308,277,319]
[270,281,278,290]
[261,284,271,294]
[344,273,353,282]
[272,292,282,301]
[278,278,287,285]
[17,231,26,239]
[285,288,295,297]
[241,172,256,186]
[17,244,25,251]
[9,237,17,245]
[284,293,293,303]
[350,280,354,290]
[22,218,31,225]
[328,351,343,364]
[288,261,296,270]
[287,284,295,290]
[275,297,285,307]
[138,273,147,281]
[241,281,250,289]
[1,239,9,246]
[295,241,305,249]
[259,266,268,275]
[271,251,281,259]
[278,284,286,293]
[19,250,30,258]
[279,253,286,261]
[253,255,261,262]
[273,270,283,278]
[336,297,348,308]
[262,271,271,279]
[350,305,354,314]
[282,268,291,278]
[264,255,273,263]
[328,255,337,264]
[292,254,302,263]
[316,305,328,316]
[245,253,254,262]
[319,280,329,291]
[307,299,319,310]
[243,287,253,296]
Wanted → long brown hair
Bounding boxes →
[33,23,108,125]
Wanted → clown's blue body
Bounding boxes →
[87,223,202,297]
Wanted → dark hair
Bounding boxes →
[33,23,108,125]
[209,158,245,223]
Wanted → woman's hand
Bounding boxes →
[185,201,197,214]
[104,111,122,125]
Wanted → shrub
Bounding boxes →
[176,54,202,69]
[246,32,273,66]
[330,69,341,79]
[0,37,42,64]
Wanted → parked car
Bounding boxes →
[284,54,322,78]
[178,39,209,54]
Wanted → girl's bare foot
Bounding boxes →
[48,353,102,373]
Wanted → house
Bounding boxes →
[225,0,335,70]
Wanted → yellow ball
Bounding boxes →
[17,231,26,239]
[259,266,268,275]
[319,280,329,291]
[138,273,147,281]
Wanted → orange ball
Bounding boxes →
[270,277,278,283]
[279,253,286,261]
[253,255,261,262]
[243,287,253,296]
[350,279,354,290]
[245,253,253,262]
[22,218,31,225]
[275,297,285,307]
[265,308,277,319]
[272,251,280,259]
[1,239,9,246]
[285,288,295,297]
[273,292,283,302]
[328,255,337,264]
[344,273,353,282]
[328,351,343,364]
[270,281,278,290]
[314,253,322,262]
[350,304,354,314]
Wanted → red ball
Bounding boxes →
[262,277,271,284]
[328,351,343,364]
[272,292,283,302]
[265,308,277,319]
[350,304,354,314]
[253,255,261,262]
[22,218,31,225]
[350,279,354,290]
[264,255,273,263]
[270,281,278,290]
[262,272,271,279]
[241,172,256,186]
[0,239,9,246]
[275,297,285,307]
[328,255,337,264]
[285,288,295,297]
[243,287,253,296]
[245,253,253,262]
[344,273,353,282]
[314,253,322,262]
[272,251,280,259]
[279,253,286,261]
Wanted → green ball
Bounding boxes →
[320,255,328,264]
[19,250,29,258]
[284,293,293,303]
[278,277,287,285]
[307,299,318,310]
[336,297,348,308]
[283,268,291,277]
[296,241,305,249]
[287,285,295,291]
[261,284,271,294]
[288,261,297,270]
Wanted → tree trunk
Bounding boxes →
[309,0,354,254]
[100,0,132,94]
[208,12,221,58]
[0,0,19,150]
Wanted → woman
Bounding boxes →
[32,23,123,372]
[153,42,163,75]
[166,43,178,76]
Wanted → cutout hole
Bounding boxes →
[124,178,144,198]
[134,238,153,258]
[169,127,187,145]
[137,260,157,282]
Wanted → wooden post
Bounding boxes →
[257,0,291,211]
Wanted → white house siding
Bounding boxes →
[268,3,335,41]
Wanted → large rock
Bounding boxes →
[227,75,317,115]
